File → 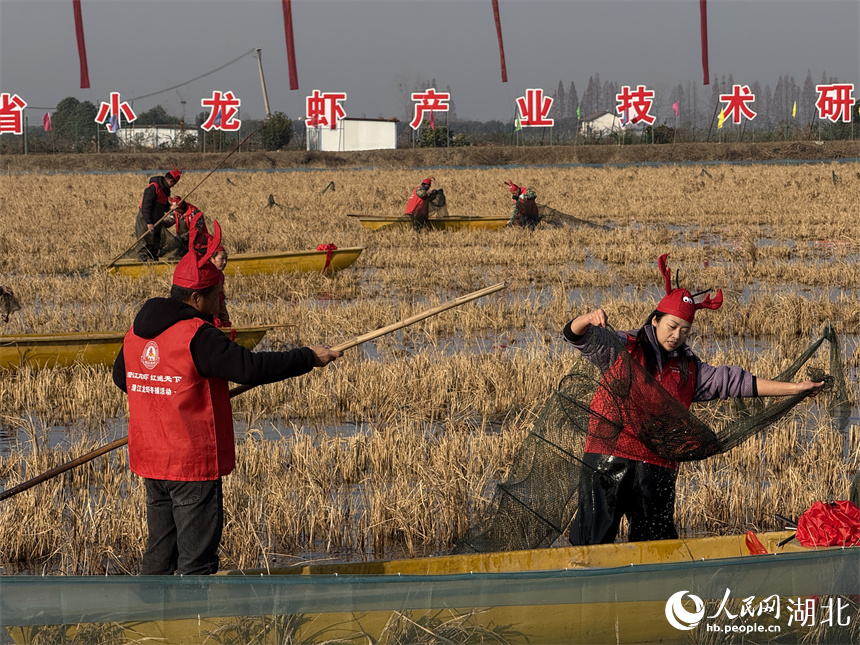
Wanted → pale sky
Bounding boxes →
[1,0,857,123]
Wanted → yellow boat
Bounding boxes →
[107,247,364,277]
[0,326,271,369]
[4,531,857,644]
[348,214,509,231]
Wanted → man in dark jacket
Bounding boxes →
[135,168,181,261]
[113,221,341,574]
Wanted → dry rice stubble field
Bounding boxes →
[0,161,858,573]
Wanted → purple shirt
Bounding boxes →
[563,322,756,402]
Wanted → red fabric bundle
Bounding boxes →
[795,500,860,547]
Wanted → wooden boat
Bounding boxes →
[0,326,271,369]
[108,247,364,277]
[348,214,509,231]
[3,531,858,644]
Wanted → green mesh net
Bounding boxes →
[453,322,849,554]
[537,204,608,230]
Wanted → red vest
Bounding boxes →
[585,334,696,470]
[405,187,429,217]
[123,318,234,481]
[139,181,168,208]
[516,197,539,219]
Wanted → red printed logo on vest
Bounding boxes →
[141,341,160,369]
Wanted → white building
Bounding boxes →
[116,125,197,149]
[578,111,645,137]
[307,117,398,151]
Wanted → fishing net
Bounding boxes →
[0,288,21,323]
[427,189,449,218]
[536,204,607,230]
[453,322,849,554]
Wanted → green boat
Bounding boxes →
[2,531,857,644]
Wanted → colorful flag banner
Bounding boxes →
[514,112,522,131]
[792,101,797,118]
[214,109,222,127]
[576,105,581,119]
[107,114,120,133]
[620,109,629,126]
[672,102,679,116]
[429,110,435,129]
[717,108,725,129]
[43,113,52,132]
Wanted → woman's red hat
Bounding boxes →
[656,254,722,324]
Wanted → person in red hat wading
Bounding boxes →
[166,197,210,258]
[405,176,441,232]
[504,180,540,230]
[135,167,182,261]
[563,254,823,546]
[113,221,341,575]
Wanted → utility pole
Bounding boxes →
[255,48,271,118]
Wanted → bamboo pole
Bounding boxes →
[103,130,256,269]
[0,282,506,502]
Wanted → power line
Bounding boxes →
[127,48,257,103]
[25,48,258,113]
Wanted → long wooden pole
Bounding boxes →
[103,130,257,269]
[0,282,506,501]
[229,282,505,397]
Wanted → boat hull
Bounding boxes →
[3,532,857,644]
[108,247,364,277]
[0,326,270,369]
[348,215,508,231]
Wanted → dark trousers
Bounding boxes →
[135,209,163,261]
[569,453,678,545]
[142,478,223,575]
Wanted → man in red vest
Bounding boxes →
[113,221,341,575]
[135,167,181,261]
[405,177,440,231]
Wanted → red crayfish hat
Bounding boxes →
[421,177,434,186]
[172,213,222,289]
[656,253,722,324]
[167,165,182,181]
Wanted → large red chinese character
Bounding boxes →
[410,88,450,130]
[816,84,855,123]
[719,85,757,124]
[95,92,137,131]
[0,93,27,135]
[616,85,655,125]
[306,90,347,130]
[201,91,241,131]
[516,88,554,127]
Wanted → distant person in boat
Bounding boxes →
[112,222,340,575]
[210,244,231,328]
[135,167,181,262]
[504,180,540,230]
[165,197,208,258]
[405,176,444,231]
[563,254,823,546]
